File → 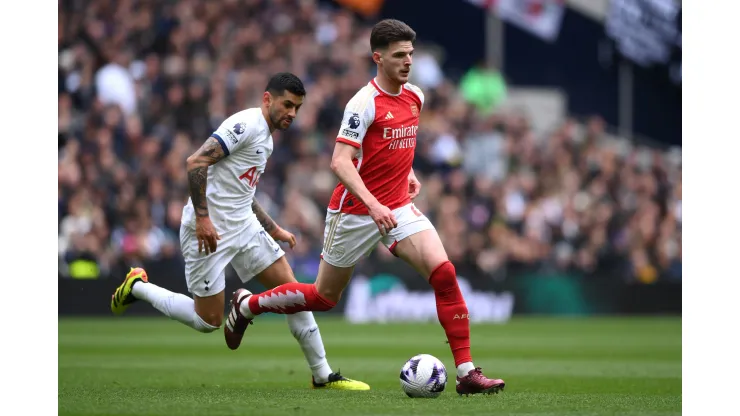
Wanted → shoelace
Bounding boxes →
[465,367,486,380]
[328,371,350,383]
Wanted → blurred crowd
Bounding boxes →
[58,0,681,284]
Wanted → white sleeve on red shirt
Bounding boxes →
[336,85,377,148]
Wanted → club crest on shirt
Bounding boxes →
[410,104,418,117]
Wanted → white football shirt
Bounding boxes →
[181,107,273,233]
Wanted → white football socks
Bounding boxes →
[457,362,476,378]
[132,282,218,333]
[286,312,333,383]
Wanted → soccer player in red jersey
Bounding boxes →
[225,19,505,395]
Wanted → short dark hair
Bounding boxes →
[370,19,416,51]
[265,72,306,97]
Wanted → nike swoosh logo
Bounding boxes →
[309,328,318,333]
[257,150,264,154]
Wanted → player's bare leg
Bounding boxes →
[111,267,222,333]
[314,260,355,304]
[224,257,368,390]
[394,230,505,396]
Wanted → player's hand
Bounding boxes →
[368,201,398,236]
[270,227,297,249]
[408,174,421,199]
[195,216,221,255]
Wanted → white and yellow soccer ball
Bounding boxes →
[399,354,447,398]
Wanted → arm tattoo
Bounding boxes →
[187,137,226,218]
[252,200,277,235]
[188,166,210,217]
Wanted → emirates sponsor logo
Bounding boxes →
[382,124,418,140]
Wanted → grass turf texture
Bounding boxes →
[59,316,681,416]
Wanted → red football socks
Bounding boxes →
[246,282,335,316]
[429,261,473,366]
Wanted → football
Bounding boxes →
[399,354,447,398]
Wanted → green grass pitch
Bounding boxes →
[59,316,681,416]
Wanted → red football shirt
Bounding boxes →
[328,78,424,215]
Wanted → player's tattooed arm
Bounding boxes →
[251,199,277,235]
[186,137,227,217]
[253,200,297,248]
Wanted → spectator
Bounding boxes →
[459,61,508,115]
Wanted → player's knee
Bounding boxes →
[203,313,223,328]
[428,260,458,290]
[315,285,341,310]
[195,312,222,332]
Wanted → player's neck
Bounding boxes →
[374,75,402,95]
[261,107,277,133]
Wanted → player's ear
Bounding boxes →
[262,91,272,107]
[372,51,382,65]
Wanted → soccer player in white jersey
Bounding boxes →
[224,21,506,396]
[110,73,369,391]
